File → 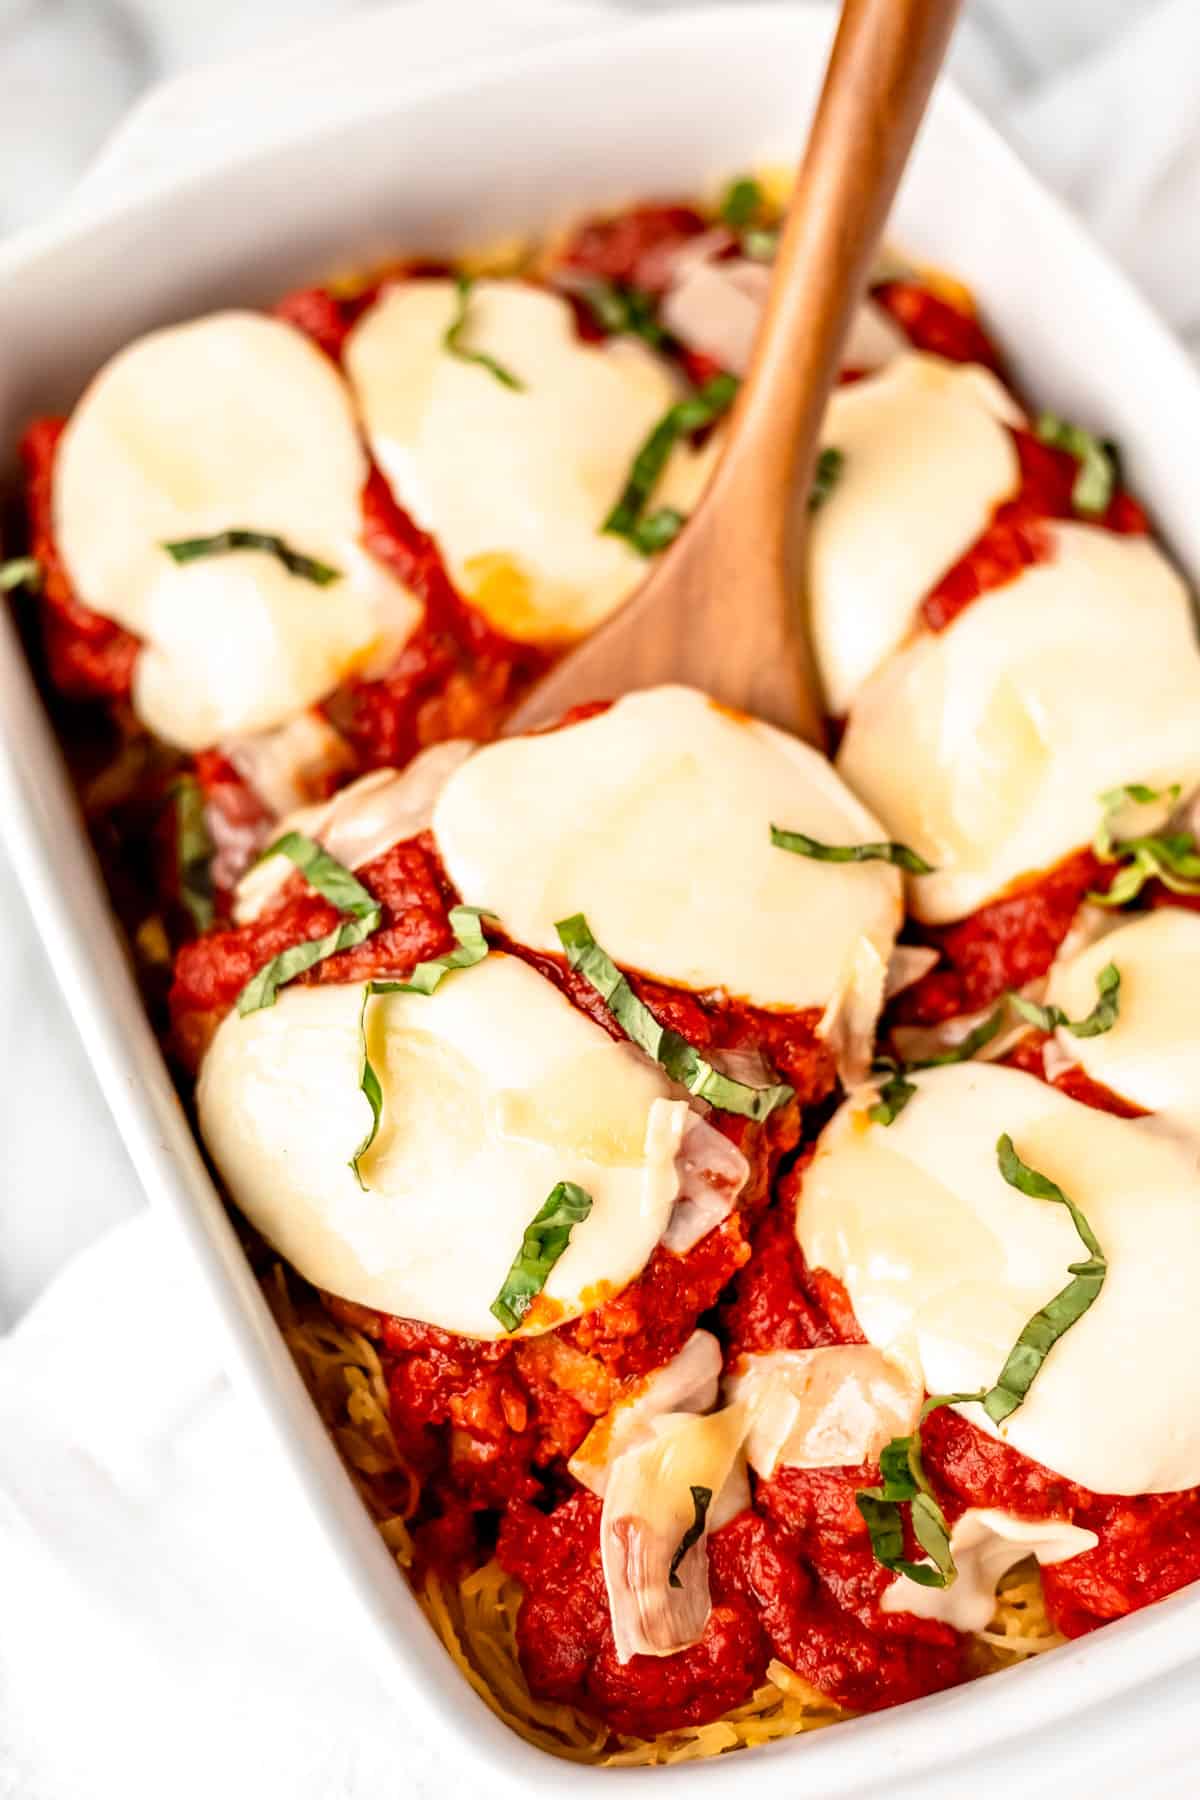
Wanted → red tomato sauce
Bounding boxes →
[891,849,1111,1026]
[866,278,1148,640]
[1001,1032,1147,1117]
[556,202,710,296]
[20,418,139,701]
[922,429,1148,635]
[872,279,1002,371]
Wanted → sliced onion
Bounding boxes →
[569,1330,723,1497]
[726,1346,920,1479]
[660,1114,750,1254]
[662,242,905,383]
[1054,900,1125,966]
[600,1405,747,1663]
[1042,1034,1080,1083]
[661,255,768,378]
[881,1509,1097,1632]
[891,991,1036,1070]
[222,710,351,820]
[817,934,888,1089]
[884,944,940,1000]
[233,740,473,923]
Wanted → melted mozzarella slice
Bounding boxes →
[234,741,473,924]
[881,1510,1097,1631]
[810,352,1022,716]
[197,953,693,1339]
[838,525,1200,925]
[343,279,713,644]
[798,1062,1200,1494]
[1044,908,1200,1133]
[601,1404,749,1663]
[726,1347,920,1479]
[432,685,902,1018]
[54,312,418,750]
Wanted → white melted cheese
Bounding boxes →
[882,1509,1098,1631]
[432,685,902,1015]
[726,1346,920,1479]
[838,524,1200,925]
[810,352,1023,717]
[343,279,713,644]
[53,312,419,751]
[197,953,693,1340]
[1044,908,1200,1134]
[798,1061,1200,1495]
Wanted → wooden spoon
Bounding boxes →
[504,0,961,747]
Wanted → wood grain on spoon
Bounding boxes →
[505,0,961,747]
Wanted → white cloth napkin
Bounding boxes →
[3,4,1200,1795]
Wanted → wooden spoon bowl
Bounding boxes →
[504,0,961,748]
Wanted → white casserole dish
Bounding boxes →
[1,5,1199,1792]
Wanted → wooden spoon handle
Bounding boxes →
[718,0,963,552]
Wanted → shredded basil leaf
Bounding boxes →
[364,906,493,1000]
[348,983,385,1191]
[489,1181,593,1332]
[856,1395,970,1587]
[859,1148,1107,1582]
[577,279,665,348]
[347,907,493,1186]
[628,506,686,556]
[170,775,214,933]
[742,227,779,262]
[1089,782,1200,906]
[603,373,738,544]
[237,833,381,1015]
[163,531,341,586]
[238,913,380,1015]
[556,913,793,1121]
[867,1005,1006,1128]
[444,274,525,390]
[808,446,844,512]
[0,555,41,593]
[987,1134,1107,1423]
[719,176,764,229]
[718,176,778,259]
[255,831,378,915]
[1009,962,1121,1039]
[867,1061,917,1126]
[668,1485,713,1588]
[769,824,934,875]
[1093,782,1178,858]
[1034,413,1116,516]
